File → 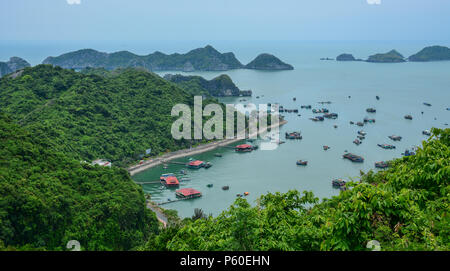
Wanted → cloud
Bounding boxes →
[67,0,81,5]
[367,0,381,4]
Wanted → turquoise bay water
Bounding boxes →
[2,40,449,217]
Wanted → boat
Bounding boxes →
[358,130,367,136]
[180,177,191,182]
[180,169,186,175]
[422,130,431,136]
[301,105,312,109]
[378,144,396,149]
[423,102,431,106]
[214,153,223,157]
[175,188,202,199]
[402,149,415,156]
[376,95,380,100]
[323,113,338,119]
[356,122,364,127]
[334,125,338,128]
[296,160,308,166]
[388,135,402,141]
[222,186,230,190]
[332,179,346,187]
[207,184,213,188]
[323,145,330,150]
[375,161,389,169]
[244,192,249,196]
[353,139,361,145]
[404,115,413,120]
[285,131,302,139]
[236,194,243,197]
[350,121,354,125]
[366,108,376,113]
[343,153,364,162]
[357,135,365,140]
[293,97,296,101]
[203,162,212,168]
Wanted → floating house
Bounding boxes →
[160,174,180,187]
[175,188,202,199]
[188,160,205,169]
[235,144,253,152]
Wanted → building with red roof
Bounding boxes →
[235,144,253,152]
[175,188,202,199]
[188,160,204,169]
[160,174,179,187]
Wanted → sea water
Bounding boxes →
[2,40,449,217]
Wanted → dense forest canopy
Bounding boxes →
[0,65,223,167]
[0,115,158,250]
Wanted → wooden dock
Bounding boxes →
[157,197,192,205]
[163,161,187,165]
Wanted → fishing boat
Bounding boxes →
[332,179,346,187]
[323,145,330,150]
[422,130,431,136]
[353,139,361,145]
[343,153,364,162]
[296,160,308,166]
[366,108,376,113]
[222,186,230,190]
[358,130,367,136]
[356,122,364,127]
[378,144,396,149]
[285,131,302,139]
[375,161,389,169]
[388,135,402,141]
[404,115,413,120]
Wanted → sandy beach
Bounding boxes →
[128,120,287,176]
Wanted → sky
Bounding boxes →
[1,0,449,41]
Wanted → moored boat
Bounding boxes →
[404,114,413,120]
[388,135,402,141]
[343,153,364,162]
[296,160,308,166]
[332,179,346,187]
[378,144,396,149]
[375,161,389,169]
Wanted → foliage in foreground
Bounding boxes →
[141,128,449,251]
[0,115,159,250]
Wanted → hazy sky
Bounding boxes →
[1,0,449,41]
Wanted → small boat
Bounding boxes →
[180,169,186,175]
[378,144,396,149]
[203,162,212,168]
[293,97,296,101]
[180,177,191,182]
[236,194,243,197]
[404,115,413,120]
[357,135,365,140]
[207,184,213,188]
[334,125,338,128]
[222,186,230,190]
[343,153,364,162]
[358,130,367,136]
[214,153,223,157]
[244,192,249,196]
[353,139,361,145]
[350,121,354,125]
[375,161,389,169]
[388,135,402,141]
[422,130,431,136]
[402,149,415,156]
[423,102,431,106]
[296,160,308,166]
[323,146,330,150]
[332,179,346,187]
[301,105,312,109]
[376,95,380,100]
[285,131,302,139]
[366,108,376,113]
[356,122,364,127]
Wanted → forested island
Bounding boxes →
[336,45,450,63]
[244,53,294,70]
[43,45,294,71]
[0,57,30,77]
[164,73,251,97]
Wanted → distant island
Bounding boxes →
[245,53,294,70]
[366,50,406,63]
[43,45,294,72]
[336,45,450,63]
[164,73,251,97]
[408,45,450,62]
[0,57,30,77]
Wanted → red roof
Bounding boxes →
[176,188,201,196]
[188,160,204,166]
[164,176,179,185]
[235,144,252,149]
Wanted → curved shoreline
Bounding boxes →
[128,120,287,176]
